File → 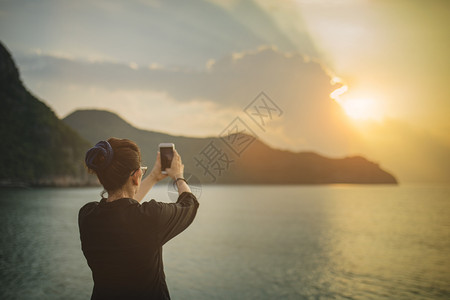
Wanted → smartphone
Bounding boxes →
[159,143,174,174]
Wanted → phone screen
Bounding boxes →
[160,146,174,173]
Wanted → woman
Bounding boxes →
[78,138,199,300]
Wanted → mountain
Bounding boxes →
[64,109,398,185]
[0,42,94,186]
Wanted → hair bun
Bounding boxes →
[85,141,114,172]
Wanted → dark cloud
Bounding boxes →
[17,46,358,156]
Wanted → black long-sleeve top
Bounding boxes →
[78,192,199,300]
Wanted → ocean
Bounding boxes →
[0,184,449,299]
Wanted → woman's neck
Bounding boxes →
[106,187,135,202]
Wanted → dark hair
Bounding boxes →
[85,138,141,195]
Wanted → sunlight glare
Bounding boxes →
[330,84,383,121]
[340,97,380,120]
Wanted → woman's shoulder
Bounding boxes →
[78,201,99,217]
[139,199,161,214]
[138,199,182,219]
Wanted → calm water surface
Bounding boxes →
[0,185,449,299]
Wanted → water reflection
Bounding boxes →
[0,185,449,299]
[323,185,450,298]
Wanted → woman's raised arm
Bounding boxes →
[135,152,167,202]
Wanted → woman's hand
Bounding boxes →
[148,152,168,182]
[166,149,184,180]
[166,150,191,195]
[136,150,189,202]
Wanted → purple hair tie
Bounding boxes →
[85,141,114,171]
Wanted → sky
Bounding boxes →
[1,0,449,183]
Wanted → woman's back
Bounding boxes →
[79,194,198,299]
[79,139,198,299]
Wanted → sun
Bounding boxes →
[330,82,383,121]
[340,97,380,120]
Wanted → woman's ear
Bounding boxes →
[131,171,140,186]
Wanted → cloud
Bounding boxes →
[0,0,315,68]
[17,46,359,157]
